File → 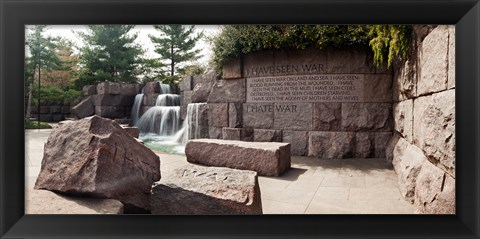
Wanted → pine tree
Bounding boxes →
[77,25,142,87]
[25,25,62,121]
[149,25,203,83]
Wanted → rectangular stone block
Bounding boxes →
[355,132,374,158]
[82,85,97,96]
[254,129,282,142]
[144,81,160,94]
[222,58,242,79]
[273,48,327,76]
[418,26,449,96]
[50,106,62,114]
[414,160,455,214]
[308,131,355,159]
[222,127,241,140]
[448,26,455,89]
[72,96,94,119]
[364,74,392,102]
[283,130,308,156]
[392,138,427,203]
[143,94,160,106]
[273,103,312,130]
[52,114,65,122]
[393,99,413,143]
[186,139,291,176]
[61,106,71,115]
[413,90,455,177]
[208,126,223,139]
[95,106,125,119]
[326,46,376,74]
[243,50,274,78]
[39,114,53,122]
[393,58,417,102]
[374,132,392,158]
[208,103,229,127]
[229,103,243,128]
[341,103,392,131]
[207,79,246,103]
[120,84,140,95]
[180,91,192,121]
[141,106,152,116]
[151,165,262,214]
[40,106,50,114]
[313,103,341,131]
[180,76,193,91]
[97,82,121,95]
[243,103,274,129]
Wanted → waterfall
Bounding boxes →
[159,83,171,94]
[173,103,207,145]
[131,93,144,126]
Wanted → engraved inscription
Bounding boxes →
[246,74,364,103]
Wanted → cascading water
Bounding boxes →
[131,93,144,126]
[172,103,207,146]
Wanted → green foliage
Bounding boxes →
[139,58,167,83]
[76,25,143,89]
[32,86,81,105]
[25,120,52,129]
[369,25,412,68]
[211,25,412,69]
[149,25,203,80]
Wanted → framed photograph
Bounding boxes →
[1,0,479,238]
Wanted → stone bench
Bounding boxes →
[185,139,291,176]
[151,165,262,215]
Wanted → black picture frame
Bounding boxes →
[1,0,479,238]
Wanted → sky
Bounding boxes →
[30,25,221,67]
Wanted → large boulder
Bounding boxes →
[26,189,124,214]
[72,96,94,119]
[185,139,290,176]
[151,165,262,215]
[34,116,161,212]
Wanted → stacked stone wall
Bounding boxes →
[182,46,394,158]
[389,25,455,214]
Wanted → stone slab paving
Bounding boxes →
[25,128,414,214]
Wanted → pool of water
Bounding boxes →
[139,133,185,155]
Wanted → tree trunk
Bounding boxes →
[170,44,174,77]
[25,65,36,121]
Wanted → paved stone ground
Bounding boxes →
[25,128,414,214]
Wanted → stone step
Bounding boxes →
[185,139,291,176]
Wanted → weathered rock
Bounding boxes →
[392,138,427,203]
[209,126,223,139]
[97,82,121,95]
[374,132,392,158]
[393,100,413,143]
[180,76,193,91]
[26,189,124,214]
[208,103,229,127]
[95,106,125,119]
[120,84,140,95]
[385,133,401,162]
[143,94,160,106]
[72,96,94,119]
[207,79,246,103]
[50,106,62,114]
[413,89,455,177]
[312,103,341,131]
[417,25,449,96]
[144,81,160,94]
[364,74,392,102]
[355,132,374,158]
[186,139,291,176]
[273,48,327,75]
[34,116,161,212]
[141,106,152,116]
[414,160,455,214]
[180,91,192,121]
[273,103,312,130]
[283,130,308,156]
[151,165,262,214]
[228,103,243,128]
[191,81,213,103]
[448,26,455,89]
[82,85,97,96]
[242,103,274,129]
[393,58,417,102]
[222,58,242,79]
[326,46,376,74]
[254,129,282,142]
[122,126,140,138]
[52,114,65,122]
[308,132,355,159]
[92,94,135,106]
[243,50,274,77]
[341,103,392,131]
